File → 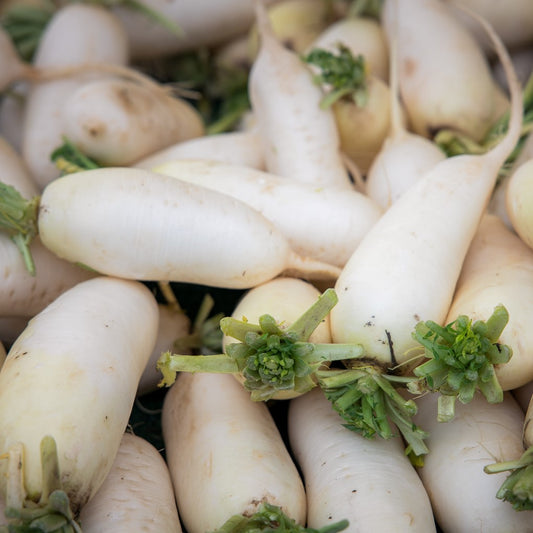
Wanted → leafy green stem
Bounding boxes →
[411,305,512,422]
[484,446,533,511]
[50,136,101,175]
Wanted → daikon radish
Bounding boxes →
[0,233,95,316]
[0,135,39,199]
[506,158,533,248]
[444,214,533,391]
[3,166,340,287]
[161,371,306,533]
[414,391,533,531]
[60,77,204,167]
[133,128,265,170]
[0,82,27,152]
[288,387,436,532]
[329,8,523,367]
[111,0,278,60]
[77,432,182,533]
[152,158,382,267]
[381,0,504,142]
[21,3,129,189]
[0,276,159,524]
[248,2,352,189]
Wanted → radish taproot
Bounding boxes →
[248,2,352,189]
[0,276,159,526]
[77,432,182,533]
[329,6,523,368]
[0,167,341,287]
[161,371,307,533]
[288,387,436,532]
[152,158,382,267]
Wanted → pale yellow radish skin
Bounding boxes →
[162,371,306,533]
[288,387,436,532]
[0,276,159,514]
[414,391,533,532]
[506,158,533,248]
[37,167,341,288]
[62,78,205,166]
[445,214,533,391]
[77,432,182,533]
[249,2,352,189]
[133,128,265,171]
[0,136,39,199]
[222,276,332,399]
[329,12,523,366]
[111,0,278,60]
[137,303,192,396]
[0,234,96,317]
[381,0,501,143]
[21,3,129,189]
[152,158,382,267]
[308,15,389,82]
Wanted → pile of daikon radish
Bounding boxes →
[1,0,533,531]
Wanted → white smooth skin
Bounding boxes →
[330,18,523,365]
[0,136,39,199]
[0,234,96,317]
[152,159,382,267]
[381,0,498,142]
[78,432,182,533]
[62,78,205,166]
[249,2,352,189]
[446,214,533,391]
[162,371,306,533]
[506,158,533,249]
[37,167,340,288]
[414,391,533,532]
[0,276,159,514]
[22,3,129,189]
[133,128,266,171]
[288,388,437,532]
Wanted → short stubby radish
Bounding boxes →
[506,158,533,249]
[161,371,306,533]
[445,214,533,391]
[61,77,205,167]
[414,391,533,532]
[288,387,437,532]
[77,432,182,533]
[35,167,341,288]
[381,0,502,142]
[248,2,352,189]
[329,8,523,366]
[152,158,382,267]
[21,3,129,189]
[0,276,159,520]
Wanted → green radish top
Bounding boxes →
[0,436,82,533]
[210,502,349,533]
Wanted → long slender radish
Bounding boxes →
[329,9,523,367]
[0,233,95,317]
[77,432,182,533]
[444,214,533,391]
[61,77,205,167]
[21,3,129,189]
[288,387,437,532]
[248,2,352,189]
[152,158,382,267]
[8,166,340,288]
[133,128,265,171]
[414,391,533,531]
[161,371,307,533]
[381,0,506,142]
[0,275,159,523]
